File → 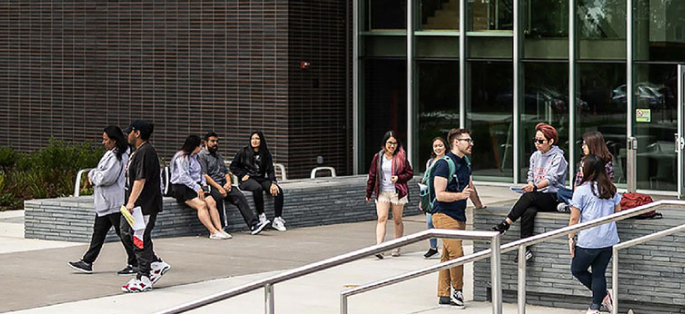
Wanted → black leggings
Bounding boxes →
[239,177,284,217]
[507,192,557,238]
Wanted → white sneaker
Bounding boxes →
[602,289,613,312]
[557,202,570,213]
[150,260,171,285]
[272,217,287,232]
[121,276,152,293]
[209,232,226,240]
[259,213,268,224]
[221,231,233,239]
[585,309,600,314]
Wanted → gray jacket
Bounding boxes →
[527,145,568,193]
[88,148,129,216]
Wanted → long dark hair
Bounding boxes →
[430,137,448,158]
[582,131,613,163]
[579,154,616,199]
[104,126,127,160]
[240,131,273,168]
[180,135,202,156]
[379,130,406,170]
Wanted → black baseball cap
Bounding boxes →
[123,120,152,136]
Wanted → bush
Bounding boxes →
[0,139,103,211]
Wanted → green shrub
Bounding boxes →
[0,140,103,210]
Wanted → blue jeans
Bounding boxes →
[426,212,437,249]
[557,187,573,205]
[571,246,612,309]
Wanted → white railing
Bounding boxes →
[154,229,503,314]
[310,166,336,179]
[73,168,94,197]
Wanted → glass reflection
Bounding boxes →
[520,62,570,181]
[468,61,513,179]
[576,62,627,184]
[420,0,459,31]
[634,0,685,62]
[418,61,459,171]
[469,0,513,32]
[362,59,408,172]
[524,0,568,38]
[578,0,626,39]
[634,64,678,190]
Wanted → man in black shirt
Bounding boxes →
[198,132,270,235]
[120,120,169,293]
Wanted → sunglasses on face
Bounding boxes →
[534,138,547,144]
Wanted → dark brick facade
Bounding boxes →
[0,0,352,179]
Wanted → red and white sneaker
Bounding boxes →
[602,289,613,312]
[121,276,152,293]
[150,260,171,285]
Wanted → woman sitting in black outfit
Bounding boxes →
[230,131,286,232]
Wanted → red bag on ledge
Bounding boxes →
[620,192,662,219]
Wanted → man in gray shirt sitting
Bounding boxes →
[198,131,270,235]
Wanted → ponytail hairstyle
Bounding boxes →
[380,130,406,170]
[103,126,127,161]
[579,154,616,199]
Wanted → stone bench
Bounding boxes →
[24,175,421,242]
[473,206,685,314]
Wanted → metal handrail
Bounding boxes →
[310,166,337,179]
[155,229,502,314]
[611,223,685,314]
[274,163,287,181]
[341,200,685,314]
[73,168,94,197]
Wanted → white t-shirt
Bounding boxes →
[381,155,395,192]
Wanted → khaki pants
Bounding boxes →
[432,212,466,296]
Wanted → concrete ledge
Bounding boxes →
[473,206,685,314]
[24,175,421,242]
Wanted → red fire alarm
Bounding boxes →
[300,61,310,69]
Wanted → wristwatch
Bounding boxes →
[532,184,538,192]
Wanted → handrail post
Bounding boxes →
[73,168,93,197]
[265,284,274,314]
[517,245,527,314]
[340,293,348,314]
[612,247,619,314]
[490,234,502,314]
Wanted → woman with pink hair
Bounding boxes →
[365,131,414,258]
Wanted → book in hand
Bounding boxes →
[120,205,146,231]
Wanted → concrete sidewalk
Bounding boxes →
[0,185,583,313]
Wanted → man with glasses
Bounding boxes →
[431,128,486,309]
[198,132,270,235]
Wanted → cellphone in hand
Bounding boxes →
[202,186,211,194]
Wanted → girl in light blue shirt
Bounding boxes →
[567,154,621,314]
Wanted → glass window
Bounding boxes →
[367,0,407,31]
[361,59,408,172]
[576,62,627,185]
[523,0,569,59]
[420,0,459,31]
[634,64,678,190]
[520,62,570,181]
[467,61,513,180]
[469,0,513,32]
[578,0,627,60]
[417,61,459,171]
[634,0,685,62]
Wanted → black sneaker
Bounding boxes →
[251,220,270,235]
[117,265,138,276]
[515,249,533,263]
[492,220,510,234]
[423,248,439,259]
[375,253,384,260]
[68,260,93,274]
[451,290,465,309]
[438,296,457,306]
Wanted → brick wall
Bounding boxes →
[473,207,685,314]
[0,0,352,179]
[25,176,420,242]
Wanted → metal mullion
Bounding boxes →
[353,0,359,174]
[568,0,577,183]
[407,0,415,164]
[513,0,522,184]
[459,0,467,129]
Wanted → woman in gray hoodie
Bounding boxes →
[492,123,568,261]
[69,126,137,275]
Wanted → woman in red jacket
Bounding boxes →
[365,131,414,258]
